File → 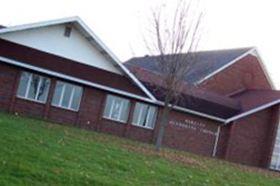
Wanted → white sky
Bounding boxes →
[0,0,279,88]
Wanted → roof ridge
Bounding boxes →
[0,16,80,31]
[126,47,254,61]
[190,47,254,53]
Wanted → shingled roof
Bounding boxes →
[125,48,253,84]
[127,65,241,119]
[126,59,280,122]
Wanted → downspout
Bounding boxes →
[212,125,221,157]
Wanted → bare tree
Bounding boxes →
[144,0,203,151]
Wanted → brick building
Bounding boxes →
[0,17,279,170]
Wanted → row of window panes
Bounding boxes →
[103,95,157,129]
[17,72,158,129]
[17,72,83,111]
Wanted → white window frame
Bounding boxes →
[17,71,50,103]
[103,95,130,123]
[132,102,157,129]
[51,81,83,112]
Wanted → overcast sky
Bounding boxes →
[0,0,279,88]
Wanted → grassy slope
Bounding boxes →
[0,113,279,186]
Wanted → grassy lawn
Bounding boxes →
[0,112,279,185]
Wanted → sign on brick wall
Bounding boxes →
[169,119,217,136]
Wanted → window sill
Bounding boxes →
[102,116,127,124]
[51,104,79,112]
[131,123,154,130]
[16,96,46,105]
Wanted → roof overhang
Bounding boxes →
[224,99,280,124]
[0,16,157,101]
[195,47,275,89]
[195,48,256,85]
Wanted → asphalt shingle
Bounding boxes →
[125,48,252,84]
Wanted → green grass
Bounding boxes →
[0,112,279,186]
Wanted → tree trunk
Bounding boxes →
[155,103,170,151]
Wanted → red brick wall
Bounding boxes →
[125,125,154,143]
[13,99,45,118]
[162,110,219,156]
[48,107,78,126]
[223,107,276,167]
[199,55,272,95]
[99,119,127,137]
[0,64,18,112]
[78,88,105,130]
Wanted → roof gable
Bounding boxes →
[125,48,253,84]
[0,18,122,74]
[0,17,156,101]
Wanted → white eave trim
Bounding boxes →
[0,16,80,34]
[75,18,157,101]
[0,56,155,104]
[250,48,275,89]
[157,99,280,124]
[156,101,227,122]
[225,99,280,124]
[0,16,156,101]
[195,48,256,85]
[173,105,226,122]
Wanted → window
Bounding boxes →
[17,71,50,103]
[103,95,130,123]
[52,81,83,111]
[271,122,280,170]
[132,103,157,129]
